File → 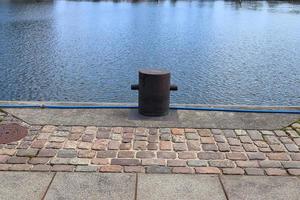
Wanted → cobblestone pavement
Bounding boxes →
[0,110,300,176]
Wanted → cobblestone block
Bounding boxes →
[187,141,201,151]
[120,143,132,150]
[198,129,212,137]
[245,168,265,175]
[136,151,155,158]
[171,128,184,135]
[7,156,28,164]
[85,126,98,135]
[235,130,247,136]
[281,161,300,169]
[16,149,38,157]
[133,141,147,150]
[41,125,57,133]
[236,161,259,168]
[239,136,252,143]
[69,158,90,165]
[172,135,185,143]
[38,149,57,157]
[227,138,241,146]
[91,158,109,165]
[0,155,10,164]
[10,164,32,171]
[81,134,95,142]
[211,129,223,135]
[247,130,263,141]
[178,152,196,159]
[31,165,51,172]
[270,145,286,152]
[202,144,218,151]
[243,144,257,152]
[57,149,77,158]
[0,149,16,156]
[274,130,287,137]
[63,141,78,149]
[185,132,200,140]
[167,160,186,167]
[49,137,65,143]
[284,144,299,152]
[71,126,85,133]
[290,153,300,161]
[267,153,290,161]
[157,151,176,159]
[0,164,11,171]
[141,159,165,166]
[160,141,172,150]
[214,135,226,143]
[148,135,159,143]
[160,133,171,141]
[264,136,280,145]
[46,142,63,149]
[259,160,282,168]
[195,167,221,174]
[223,130,236,138]
[92,139,108,150]
[147,143,158,150]
[222,168,244,175]
[96,131,111,139]
[173,167,195,174]
[261,130,274,135]
[118,151,135,158]
[52,165,74,172]
[31,140,47,149]
[108,141,121,150]
[28,157,49,164]
[265,168,287,176]
[124,166,145,173]
[200,137,215,144]
[230,146,245,152]
[287,169,300,175]
[50,158,71,165]
[226,152,247,160]
[146,166,171,174]
[97,151,117,158]
[209,160,235,168]
[99,165,123,172]
[198,152,224,160]
[173,143,187,151]
[187,160,207,167]
[111,158,140,166]
[68,133,82,140]
[286,130,299,138]
[75,166,98,172]
[77,142,92,150]
[217,143,230,152]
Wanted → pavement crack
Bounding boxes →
[41,172,57,200]
[218,175,229,200]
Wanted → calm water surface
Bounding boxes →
[0,0,299,105]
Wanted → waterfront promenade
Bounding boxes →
[0,104,300,199]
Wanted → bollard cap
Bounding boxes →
[139,69,170,76]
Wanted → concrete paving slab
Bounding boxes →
[0,172,54,200]
[44,173,136,200]
[221,175,300,200]
[4,107,299,129]
[137,174,226,200]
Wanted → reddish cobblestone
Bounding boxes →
[0,114,299,175]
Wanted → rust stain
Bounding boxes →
[0,123,28,144]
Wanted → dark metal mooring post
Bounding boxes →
[131,69,177,116]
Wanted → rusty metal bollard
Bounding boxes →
[131,69,177,116]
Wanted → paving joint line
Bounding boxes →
[218,175,229,200]
[41,172,57,200]
[134,173,138,200]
